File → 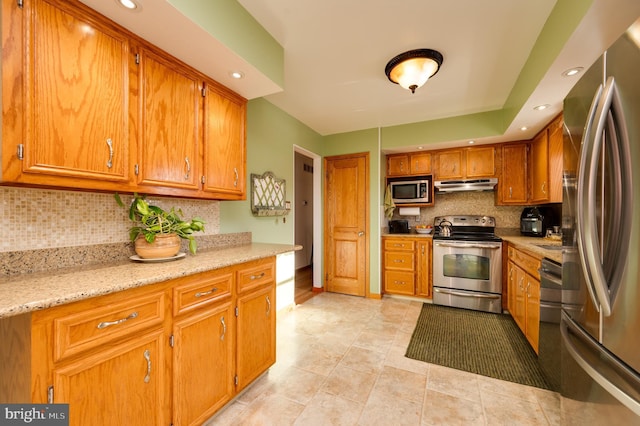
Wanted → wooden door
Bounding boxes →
[324,153,369,296]
[202,81,247,199]
[236,284,276,392]
[52,330,167,426]
[529,130,550,203]
[137,47,201,190]
[172,302,234,426]
[23,0,130,183]
[499,143,528,205]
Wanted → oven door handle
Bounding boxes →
[434,288,501,299]
[434,242,502,249]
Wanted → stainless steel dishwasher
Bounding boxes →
[538,257,562,392]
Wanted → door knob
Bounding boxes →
[358,231,365,237]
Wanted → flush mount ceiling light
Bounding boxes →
[534,104,550,111]
[116,0,142,11]
[385,49,443,94]
[562,67,584,77]
[229,71,245,79]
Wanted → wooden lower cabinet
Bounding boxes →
[172,301,235,426]
[236,283,276,392]
[10,257,277,425]
[507,245,541,353]
[382,237,432,298]
[52,329,168,425]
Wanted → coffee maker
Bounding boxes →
[520,207,556,237]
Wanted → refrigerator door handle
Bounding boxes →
[576,82,605,312]
[561,311,640,416]
[577,77,633,317]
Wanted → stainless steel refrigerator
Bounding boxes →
[561,18,640,424]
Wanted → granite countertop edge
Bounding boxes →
[0,243,300,319]
[499,235,562,263]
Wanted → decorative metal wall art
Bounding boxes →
[250,171,290,216]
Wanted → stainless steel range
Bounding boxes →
[432,215,503,313]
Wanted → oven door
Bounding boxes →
[432,240,502,293]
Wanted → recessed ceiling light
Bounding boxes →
[520,126,528,131]
[534,104,550,111]
[116,0,141,11]
[417,146,424,150]
[468,140,475,144]
[230,71,245,79]
[562,67,584,77]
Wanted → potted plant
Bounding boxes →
[115,194,205,258]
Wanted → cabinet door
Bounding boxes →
[525,276,541,353]
[547,115,564,203]
[416,240,432,298]
[529,130,550,203]
[22,0,130,183]
[513,264,527,333]
[466,146,495,178]
[137,47,201,190]
[236,284,275,392]
[202,82,247,199]
[499,144,528,205]
[507,261,517,314]
[387,155,409,176]
[173,302,234,426]
[410,153,432,175]
[435,149,463,179]
[52,330,168,426]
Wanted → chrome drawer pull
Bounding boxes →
[250,272,265,280]
[195,287,218,298]
[97,311,138,329]
[266,295,271,316]
[220,316,226,341]
[184,156,191,180]
[393,259,404,263]
[106,138,114,168]
[143,349,151,383]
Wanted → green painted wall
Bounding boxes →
[323,129,382,295]
[219,98,323,244]
[168,0,284,87]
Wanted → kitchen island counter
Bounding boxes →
[0,243,299,319]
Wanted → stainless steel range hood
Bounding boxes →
[434,178,498,193]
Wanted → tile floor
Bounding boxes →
[206,292,560,425]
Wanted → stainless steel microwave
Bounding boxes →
[388,175,432,204]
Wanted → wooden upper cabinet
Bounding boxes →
[547,114,563,203]
[466,146,496,178]
[202,82,247,199]
[529,129,550,203]
[387,152,431,176]
[13,0,132,185]
[497,143,528,205]
[435,149,464,180]
[137,47,201,190]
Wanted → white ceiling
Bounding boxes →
[80,0,640,150]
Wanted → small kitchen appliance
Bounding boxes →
[520,206,556,237]
[388,219,409,234]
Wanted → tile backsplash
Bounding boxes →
[0,187,221,252]
[390,191,524,229]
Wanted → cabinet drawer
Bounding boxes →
[53,291,166,362]
[383,239,415,251]
[508,247,541,278]
[384,271,415,295]
[384,251,414,271]
[173,270,233,316]
[237,258,276,294]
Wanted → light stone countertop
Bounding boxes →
[499,235,563,263]
[0,243,300,319]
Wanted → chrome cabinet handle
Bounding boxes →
[184,156,191,180]
[541,181,546,194]
[250,272,265,280]
[233,167,239,187]
[393,281,406,285]
[97,311,138,329]
[143,349,151,383]
[393,259,404,263]
[220,316,226,341]
[509,187,513,199]
[266,295,271,316]
[195,287,218,298]
[519,277,524,290]
[106,138,113,169]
